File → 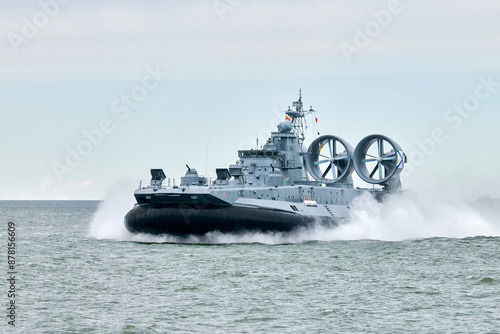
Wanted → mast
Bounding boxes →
[285,89,315,146]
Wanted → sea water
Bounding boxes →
[1,193,499,333]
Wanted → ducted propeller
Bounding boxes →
[353,134,405,185]
[305,135,354,183]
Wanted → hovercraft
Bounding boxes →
[125,90,406,235]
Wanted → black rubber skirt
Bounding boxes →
[125,204,337,235]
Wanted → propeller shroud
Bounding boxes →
[353,134,405,185]
[305,135,354,183]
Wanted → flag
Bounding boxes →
[315,117,318,123]
[285,115,290,121]
[319,143,322,150]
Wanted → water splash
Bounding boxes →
[88,179,137,241]
[89,182,500,244]
[331,192,500,241]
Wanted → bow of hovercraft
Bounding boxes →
[124,187,328,236]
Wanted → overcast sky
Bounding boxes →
[1,0,499,200]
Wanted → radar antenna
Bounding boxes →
[285,89,315,146]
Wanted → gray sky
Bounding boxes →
[1,0,499,200]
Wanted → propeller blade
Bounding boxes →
[362,158,377,162]
[382,155,397,161]
[334,154,348,160]
[333,140,337,157]
[366,153,378,159]
[378,139,384,158]
[334,160,344,175]
[322,163,333,178]
[314,159,330,165]
[378,161,383,179]
[328,140,332,157]
[369,164,379,178]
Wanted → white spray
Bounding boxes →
[88,179,137,241]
